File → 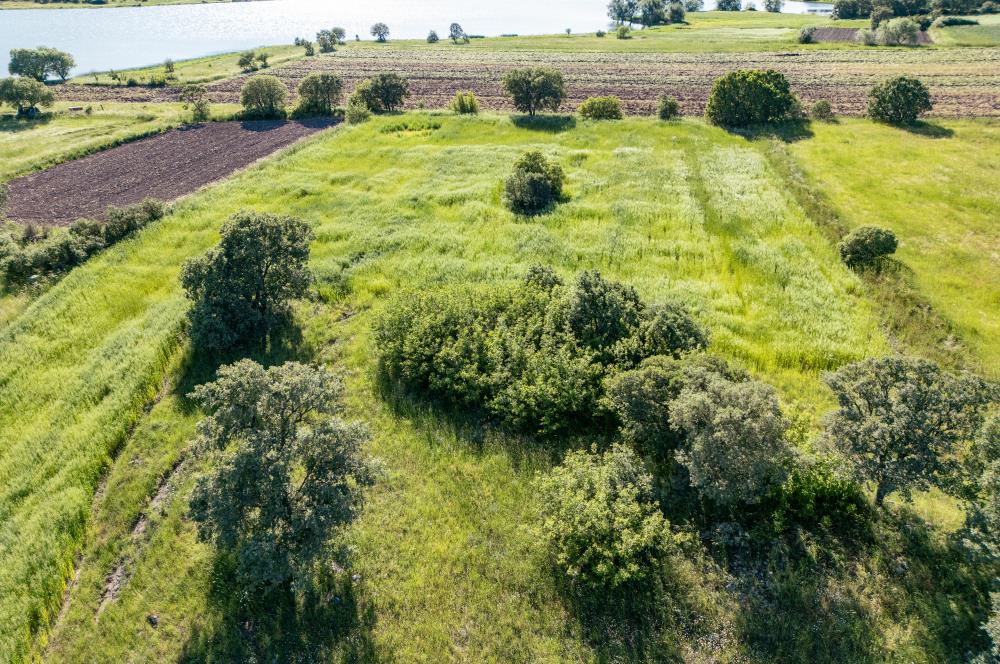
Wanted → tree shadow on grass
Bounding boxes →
[734,119,815,143]
[898,120,954,138]
[177,553,381,664]
[0,113,53,133]
[511,114,577,133]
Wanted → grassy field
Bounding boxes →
[930,13,1000,46]
[5,113,994,662]
[787,118,1000,378]
[0,103,191,182]
[69,45,303,86]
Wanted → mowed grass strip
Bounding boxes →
[787,118,1000,378]
[25,114,885,660]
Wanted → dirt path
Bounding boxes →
[6,118,336,225]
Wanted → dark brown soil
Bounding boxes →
[6,118,336,225]
[812,27,933,44]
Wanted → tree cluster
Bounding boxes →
[7,47,75,82]
[348,73,410,113]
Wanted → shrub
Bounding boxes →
[537,445,670,592]
[294,72,344,116]
[657,94,681,119]
[345,100,372,124]
[717,0,742,9]
[822,356,994,506]
[877,16,920,43]
[0,77,55,117]
[871,5,895,27]
[501,67,566,116]
[181,210,313,352]
[931,15,977,26]
[179,84,211,122]
[616,25,633,39]
[596,29,607,37]
[811,99,835,121]
[302,40,316,56]
[867,75,932,124]
[239,75,287,119]
[855,27,879,44]
[578,95,624,120]
[705,69,798,127]
[764,0,784,10]
[370,22,390,42]
[798,25,817,42]
[838,225,897,269]
[427,30,440,43]
[504,151,565,215]
[764,462,871,534]
[375,267,704,435]
[7,47,74,82]
[450,90,479,114]
[1,200,165,286]
[188,360,375,595]
[670,373,794,506]
[350,73,409,113]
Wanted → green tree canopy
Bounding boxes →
[0,77,55,116]
[8,47,75,82]
[181,210,313,352]
[189,360,376,594]
[296,72,344,116]
[501,67,567,116]
[822,356,995,506]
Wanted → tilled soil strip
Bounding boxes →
[6,118,336,226]
[55,46,1000,117]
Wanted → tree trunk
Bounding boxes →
[875,482,892,507]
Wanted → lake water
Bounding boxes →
[0,0,834,77]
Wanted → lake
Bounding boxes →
[0,0,833,76]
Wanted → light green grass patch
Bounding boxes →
[787,118,1000,377]
[930,13,1000,47]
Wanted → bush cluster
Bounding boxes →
[705,69,798,127]
[798,25,817,43]
[292,72,344,117]
[1,200,165,286]
[374,267,707,435]
[578,95,624,120]
[503,151,566,215]
[658,95,681,120]
[239,75,287,119]
[811,99,835,121]
[877,16,921,44]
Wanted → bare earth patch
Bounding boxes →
[6,118,336,225]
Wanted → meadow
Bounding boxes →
[0,112,993,661]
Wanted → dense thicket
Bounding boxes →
[374,267,707,435]
[705,69,798,127]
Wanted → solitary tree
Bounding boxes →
[449,22,466,42]
[0,77,55,117]
[822,356,994,506]
[501,67,566,116]
[316,29,338,53]
[371,22,391,42]
[239,75,287,118]
[670,374,793,506]
[237,50,259,73]
[179,83,211,122]
[503,150,566,215]
[189,360,376,595]
[181,210,313,352]
[537,444,670,591]
[867,75,932,125]
[331,26,347,43]
[295,72,344,116]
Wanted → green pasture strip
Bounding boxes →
[786,118,1000,378]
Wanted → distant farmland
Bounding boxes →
[60,46,1000,116]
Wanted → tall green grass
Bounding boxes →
[4,114,893,661]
